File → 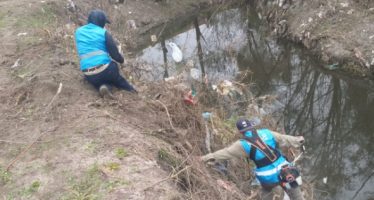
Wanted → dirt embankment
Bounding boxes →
[0,0,324,199]
[253,0,374,78]
[0,0,261,199]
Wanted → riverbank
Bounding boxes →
[0,0,270,199]
[253,0,374,78]
[1,0,368,199]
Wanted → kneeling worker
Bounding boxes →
[75,10,136,98]
[201,118,305,200]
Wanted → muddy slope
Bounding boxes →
[0,0,251,199]
[254,0,374,78]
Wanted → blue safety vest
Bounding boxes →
[75,23,111,71]
[240,129,289,185]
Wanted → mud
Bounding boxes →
[1,0,366,199]
[253,0,374,78]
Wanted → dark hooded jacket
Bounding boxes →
[86,10,124,64]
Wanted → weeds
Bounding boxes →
[20,180,41,197]
[83,141,97,154]
[115,147,128,159]
[63,163,126,200]
[15,4,57,29]
[104,162,120,171]
[64,164,102,200]
[0,166,11,185]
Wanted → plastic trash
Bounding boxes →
[251,178,261,186]
[164,76,175,82]
[190,68,202,80]
[323,177,328,184]
[202,112,212,120]
[150,35,157,42]
[17,32,27,37]
[216,80,234,95]
[324,63,339,70]
[183,90,196,105]
[283,192,290,200]
[11,59,21,68]
[167,42,183,63]
[249,117,261,126]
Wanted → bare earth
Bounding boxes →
[0,0,372,199]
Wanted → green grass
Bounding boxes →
[104,162,121,171]
[15,5,56,29]
[115,147,128,159]
[83,141,98,154]
[18,180,41,198]
[63,164,102,200]
[0,11,6,28]
[63,163,129,200]
[0,166,12,185]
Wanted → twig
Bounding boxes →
[143,165,191,191]
[46,82,63,110]
[204,121,211,153]
[156,100,175,130]
[6,127,57,171]
[157,20,169,40]
[0,139,35,144]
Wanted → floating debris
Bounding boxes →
[323,177,328,184]
[324,63,339,70]
[190,68,201,80]
[167,42,183,63]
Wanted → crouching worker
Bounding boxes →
[201,118,305,200]
[75,10,136,98]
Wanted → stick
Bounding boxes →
[143,165,191,191]
[204,121,211,153]
[6,127,57,171]
[46,82,63,110]
[156,100,175,130]
[0,140,35,144]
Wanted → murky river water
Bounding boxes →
[135,6,374,200]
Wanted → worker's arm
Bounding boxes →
[201,141,247,162]
[105,32,124,64]
[271,131,304,148]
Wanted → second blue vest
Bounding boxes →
[75,23,111,70]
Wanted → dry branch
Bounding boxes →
[6,126,58,171]
[46,82,63,110]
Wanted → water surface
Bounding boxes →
[136,7,374,200]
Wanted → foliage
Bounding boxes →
[115,147,128,159]
[104,162,121,171]
[0,166,11,185]
[15,4,57,28]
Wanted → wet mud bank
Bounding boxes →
[251,0,374,78]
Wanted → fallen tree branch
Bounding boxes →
[156,100,175,130]
[143,165,191,191]
[6,127,58,171]
[45,82,63,111]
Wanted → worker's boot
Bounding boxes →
[99,85,115,99]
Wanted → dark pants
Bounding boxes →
[261,184,304,200]
[84,62,135,92]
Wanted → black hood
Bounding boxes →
[87,10,111,28]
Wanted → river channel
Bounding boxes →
[134,6,374,200]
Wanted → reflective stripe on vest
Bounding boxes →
[75,23,111,70]
[80,50,108,60]
[255,160,288,176]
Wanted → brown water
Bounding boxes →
[136,6,374,200]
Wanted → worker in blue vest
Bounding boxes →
[202,118,305,200]
[75,10,136,98]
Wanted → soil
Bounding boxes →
[254,0,374,78]
[0,0,250,199]
[0,0,369,199]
